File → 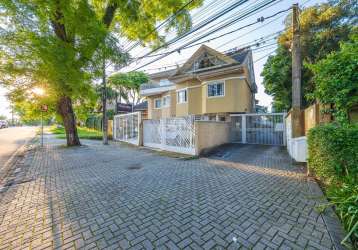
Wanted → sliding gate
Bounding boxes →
[230,113,286,146]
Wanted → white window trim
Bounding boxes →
[162,95,171,108]
[176,89,188,104]
[207,81,225,98]
[154,98,162,109]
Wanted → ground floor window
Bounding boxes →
[154,98,162,109]
[162,95,171,107]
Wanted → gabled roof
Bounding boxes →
[226,47,250,64]
[173,45,237,76]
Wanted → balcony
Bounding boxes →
[140,81,175,96]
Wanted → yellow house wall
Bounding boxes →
[147,95,162,120]
[147,76,254,118]
[188,87,202,115]
[200,78,253,114]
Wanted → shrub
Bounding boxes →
[307,123,358,185]
[325,180,358,247]
[308,123,358,247]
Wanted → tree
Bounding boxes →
[308,33,358,124]
[0,0,202,146]
[109,71,149,105]
[0,115,7,120]
[261,0,356,111]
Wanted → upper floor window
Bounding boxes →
[154,98,162,109]
[177,89,187,103]
[162,95,171,107]
[208,81,225,97]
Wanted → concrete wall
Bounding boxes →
[195,121,230,155]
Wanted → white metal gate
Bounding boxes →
[113,112,141,145]
[230,113,286,146]
[143,116,196,155]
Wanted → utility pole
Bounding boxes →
[102,56,109,145]
[291,3,304,138]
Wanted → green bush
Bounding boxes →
[307,123,358,184]
[325,180,358,247]
[308,123,358,247]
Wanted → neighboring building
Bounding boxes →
[115,102,148,118]
[140,45,257,121]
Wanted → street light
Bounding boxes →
[32,87,46,147]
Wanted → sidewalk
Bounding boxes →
[0,134,346,249]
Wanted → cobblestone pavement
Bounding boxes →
[0,137,345,249]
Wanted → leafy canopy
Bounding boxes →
[261,0,356,111]
[0,0,202,120]
[307,33,358,124]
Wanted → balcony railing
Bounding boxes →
[140,81,174,91]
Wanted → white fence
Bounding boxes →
[143,116,196,155]
[286,113,307,162]
[113,112,141,145]
[230,113,286,146]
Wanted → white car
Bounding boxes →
[0,120,8,129]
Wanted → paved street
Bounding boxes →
[0,136,344,249]
[0,126,36,170]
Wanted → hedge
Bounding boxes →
[307,123,358,185]
[308,123,358,247]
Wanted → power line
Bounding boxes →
[132,1,283,70]
[124,0,199,53]
[136,7,290,60]
[134,0,250,61]
[253,49,276,63]
[141,34,280,72]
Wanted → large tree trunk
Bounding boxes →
[57,96,81,146]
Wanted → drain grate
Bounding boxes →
[127,164,142,170]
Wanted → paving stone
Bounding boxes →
[0,138,341,249]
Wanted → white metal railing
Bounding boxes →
[113,112,141,145]
[143,116,196,155]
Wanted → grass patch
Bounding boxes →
[50,125,103,140]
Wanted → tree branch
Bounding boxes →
[102,2,118,28]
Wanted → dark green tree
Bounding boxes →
[0,0,202,146]
[308,33,358,124]
[261,0,356,111]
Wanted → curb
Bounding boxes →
[306,177,348,250]
[0,135,36,188]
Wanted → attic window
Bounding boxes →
[192,53,225,71]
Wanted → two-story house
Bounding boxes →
[139,45,257,121]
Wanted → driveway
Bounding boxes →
[0,138,344,249]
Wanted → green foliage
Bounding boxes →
[109,71,149,104]
[308,123,358,184]
[308,123,358,247]
[0,115,7,120]
[261,45,292,111]
[261,0,356,111]
[307,34,358,124]
[325,180,358,247]
[109,71,149,89]
[0,0,202,139]
[50,125,102,140]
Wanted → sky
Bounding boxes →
[0,0,326,118]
